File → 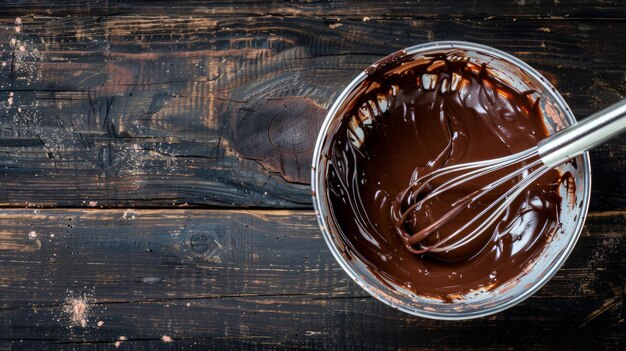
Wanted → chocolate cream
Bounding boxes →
[324,52,564,301]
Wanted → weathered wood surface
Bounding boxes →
[0,1,624,350]
[0,14,624,208]
[2,0,626,18]
[0,209,623,349]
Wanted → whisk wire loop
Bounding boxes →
[396,147,545,254]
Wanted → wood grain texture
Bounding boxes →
[1,0,626,19]
[0,209,623,349]
[0,14,624,208]
[0,2,624,350]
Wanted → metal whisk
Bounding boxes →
[393,100,626,255]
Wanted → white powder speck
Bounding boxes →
[122,209,138,219]
[28,231,37,239]
[162,335,173,343]
[114,336,126,348]
[63,294,91,328]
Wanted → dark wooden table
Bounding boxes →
[0,1,624,350]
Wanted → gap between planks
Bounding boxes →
[0,207,623,216]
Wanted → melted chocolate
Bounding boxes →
[325,53,563,301]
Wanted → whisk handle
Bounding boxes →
[538,99,626,168]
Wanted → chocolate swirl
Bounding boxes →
[325,53,563,300]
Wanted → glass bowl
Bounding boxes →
[311,41,591,320]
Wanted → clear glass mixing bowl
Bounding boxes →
[311,41,591,320]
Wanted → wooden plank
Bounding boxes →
[0,295,623,350]
[1,0,625,19]
[0,16,624,208]
[0,209,623,349]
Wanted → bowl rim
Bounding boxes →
[310,40,592,320]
